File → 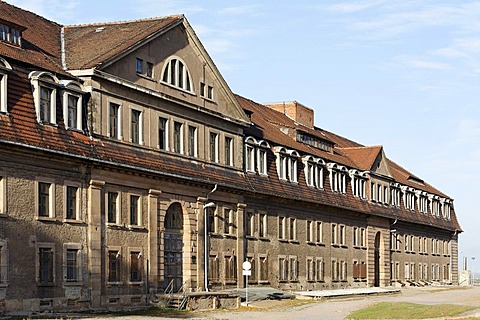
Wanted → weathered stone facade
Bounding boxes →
[0,2,461,314]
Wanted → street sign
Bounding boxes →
[243,261,251,271]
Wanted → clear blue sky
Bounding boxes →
[10,1,480,269]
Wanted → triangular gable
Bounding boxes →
[64,15,250,125]
[339,145,392,177]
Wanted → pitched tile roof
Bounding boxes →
[338,145,383,171]
[0,1,67,75]
[63,16,182,70]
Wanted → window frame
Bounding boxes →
[225,136,233,166]
[106,190,121,225]
[36,242,55,286]
[36,178,55,219]
[64,182,81,221]
[187,125,198,157]
[129,248,143,283]
[158,116,169,151]
[130,108,143,145]
[161,57,194,93]
[128,194,142,227]
[0,239,8,286]
[108,102,122,140]
[107,246,122,284]
[173,121,184,154]
[0,58,12,113]
[29,71,59,125]
[63,243,81,285]
[209,131,219,163]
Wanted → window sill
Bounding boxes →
[279,239,288,243]
[128,225,148,232]
[37,282,55,287]
[223,234,237,239]
[316,242,325,247]
[306,241,316,245]
[246,235,256,240]
[0,213,7,218]
[37,216,59,223]
[200,96,217,104]
[289,240,300,244]
[209,232,223,238]
[63,281,82,287]
[0,282,8,288]
[259,237,270,242]
[63,218,85,225]
[128,281,144,286]
[137,73,155,82]
[258,280,270,284]
[224,280,237,285]
[161,81,196,96]
[107,282,123,286]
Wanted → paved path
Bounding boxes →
[76,286,480,320]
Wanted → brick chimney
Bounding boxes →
[265,101,314,128]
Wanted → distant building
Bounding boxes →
[0,1,461,313]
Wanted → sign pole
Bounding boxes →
[242,260,252,306]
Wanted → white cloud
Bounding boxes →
[323,0,386,13]
[392,56,451,71]
[217,5,258,16]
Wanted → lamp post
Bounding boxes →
[204,202,216,292]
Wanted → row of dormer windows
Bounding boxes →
[2,64,454,221]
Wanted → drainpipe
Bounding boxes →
[204,184,217,292]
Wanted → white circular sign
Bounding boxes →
[242,261,251,271]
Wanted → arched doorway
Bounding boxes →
[374,232,381,287]
[163,202,184,291]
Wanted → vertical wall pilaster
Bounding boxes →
[196,197,207,291]
[87,179,105,308]
[148,189,162,290]
[236,203,247,288]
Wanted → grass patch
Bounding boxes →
[347,302,476,319]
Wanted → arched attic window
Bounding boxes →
[328,163,347,194]
[161,57,193,93]
[257,140,270,175]
[60,80,85,131]
[401,186,416,211]
[274,146,288,180]
[441,198,452,220]
[303,156,326,189]
[0,57,12,113]
[390,182,402,207]
[416,190,428,214]
[245,136,257,172]
[287,150,299,183]
[428,194,441,217]
[29,71,60,124]
[349,169,367,199]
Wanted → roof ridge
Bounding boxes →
[65,14,183,28]
[1,0,64,28]
[339,145,383,150]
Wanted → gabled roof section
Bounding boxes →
[339,145,393,178]
[63,15,183,70]
[0,1,66,74]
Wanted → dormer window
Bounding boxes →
[0,57,12,113]
[274,147,298,182]
[349,170,367,199]
[429,195,441,217]
[328,163,347,194]
[402,186,416,211]
[417,191,428,214]
[0,22,23,46]
[60,80,84,131]
[303,156,325,189]
[390,183,401,207]
[245,137,270,175]
[162,57,193,92]
[442,199,452,220]
[29,71,59,124]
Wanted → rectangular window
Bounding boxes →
[39,247,54,284]
[209,132,218,162]
[131,109,141,144]
[289,218,296,241]
[258,149,267,174]
[40,86,52,123]
[316,221,323,243]
[225,137,233,166]
[108,250,120,282]
[136,58,143,73]
[0,242,7,284]
[109,103,120,139]
[306,257,315,281]
[246,211,254,237]
[306,220,313,242]
[66,186,78,220]
[107,192,118,224]
[208,255,219,282]
[173,122,183,153]
[339,225,346,245]
[289,256,299,281]
[246,145,255,172]
[207,85,213,100]
[224,256,237,282]
[0,25,8,41]
[200,82,205,97]
[66,248,79,282]
[259,213,267,238]
[259,256,268,281]
[279,216,286,240]
[223,208,231,235]
[146,62,153,78]
[207,208,217,233]
[158,117,168,150]
[331,223,337,245]
[187,125,197,157]
[315,258,324,281]
[130,251,142,282]
[38,182,52,217]
[130,195,140,226]
[67,94,79,129]
[278,256,288,282]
